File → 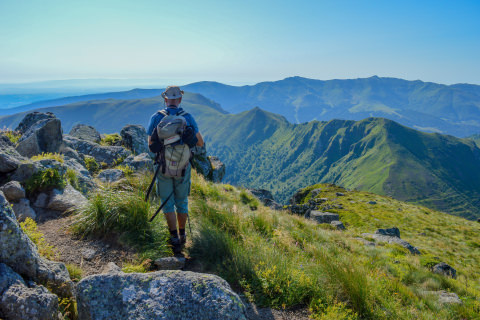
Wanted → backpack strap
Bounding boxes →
[159,109,169,117]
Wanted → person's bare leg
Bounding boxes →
[177,213,188,229]
[164,212,177,232]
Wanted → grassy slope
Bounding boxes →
[188,171,480,319]
[72,169,480,319]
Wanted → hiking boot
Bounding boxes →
[170,236,182,254]
[180,234,187,246]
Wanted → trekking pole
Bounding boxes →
[149,190,174,222]
[145,155,161,202]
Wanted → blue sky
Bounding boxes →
[0,0,479,84]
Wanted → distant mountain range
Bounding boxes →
[2,76,479,137]
[1,95,479,220]
[183,76,480,137]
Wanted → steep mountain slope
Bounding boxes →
[184,76,480,137]
[200,108,480,219]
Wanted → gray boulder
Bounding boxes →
[63,135,131,166]
[63,158,97,193]
[120,125,149,155]
[154,257,186,270]
[432,262,457,279]
[0,263,59,320]
[423,290,462,304]
[310,211,339,224]
[33,193,49,208]
[0,152,21,174]
[361,229,420,255]
[97,169,125,183]
[47,184,88,212]
[69,124,101,143]
[331,220,345,230]
[16,118,63,157]
[12,198,36,221]
[102,262,122,274]
[0,181,25,202]
[76,270,247,320]
[8,160,44,182]
[248,189,283,210]
[123,153,154,171]
[375,227,401,238]
[0,192,74,297]
[15,111,56,135]
[62,146,84,163]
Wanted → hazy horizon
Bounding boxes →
[1,0,479,85]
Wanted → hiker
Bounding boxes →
[147,86,204,253]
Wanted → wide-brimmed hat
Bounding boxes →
[161,86,184,99]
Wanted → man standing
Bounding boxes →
[147,86,204,253]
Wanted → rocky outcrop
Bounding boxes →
[0,136,22,174]
[154,257,186,270]
[0,263,59,320]
[120,125,149,155]
[47,184,88,212]
[12,198,36,221]
[97,169,125,183]
[362,227,420,255]
[0,192,74,297]
[191,145,225,183]
[0,181,25,202]
[248,189,283,210]
[69,124,101,143]
[15,112,56,135]
[311,211,339,224]
[123,153,154,171]
[432,262,457,279]
[331,220,345,230]
[16,118,63,158]
[63,135,131,166]
[76,270,247,320]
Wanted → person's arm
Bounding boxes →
[196,132,204,147]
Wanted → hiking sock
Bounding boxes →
[179,229,185,237]
[179,228,186,244]
[170,229,178,238]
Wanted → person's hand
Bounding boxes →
[182,126,198,148]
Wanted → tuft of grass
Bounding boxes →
[58,296,77,320]
[31,152,64,163]
[1,128,22,144]
[71,174,171,260]
[24,168,66,195]
[84,156,100,174]
[240,189,260,210]
[100,133,122,146]
[121,260,152,273]
[65,263,83,282]
[114,165,134,177]
[20,217,57,259]
[66,169,81,191]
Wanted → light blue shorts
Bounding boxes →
[155,164,191,214]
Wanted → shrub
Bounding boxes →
[100,133,122,146]
[84,156,100,174]
[31,152,64,163]
[20,218,57,259]
[121,260,152,273]
[114,165,134,177]
[24,168,66,194]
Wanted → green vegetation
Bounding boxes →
[121,260,152,273]
[66,168,80,191]
[71,174,170,260]
[0,128,22,144]
[65,263,83,282]
[114,164,134,176]
[70,169,480,318]
[31,152,64,163]
[187,171,480,319]
[100,133,122,146]
[24,168,66,194]
[84,156,100,174]
[20,217,57,259]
